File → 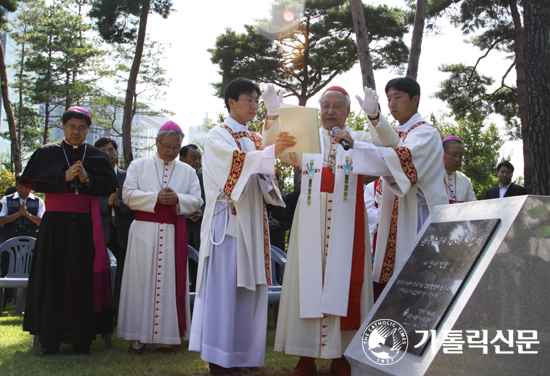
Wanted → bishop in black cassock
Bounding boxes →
[21,107,118,356]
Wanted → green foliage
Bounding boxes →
[209,0,409,105]
[435,63,520,138]
[111,38,173,115]
[0,0,17,29]
[1,104,44,157]
[432,114,503,199]
[22,0,112,140]
[345,110,369,132]
[89,0,174,44]
[0,166,15,194]
[426,1,522,140]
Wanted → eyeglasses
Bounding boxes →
[66,125,88,133]
[445,152,464,159]
[238,98,260,106]
[159,142,181,152]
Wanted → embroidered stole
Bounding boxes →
[220,124,272,286]
[298,128,362,319]
[378,121,426,284]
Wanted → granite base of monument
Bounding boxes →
[345,195,550,376]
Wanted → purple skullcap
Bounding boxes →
[66,106,90,117]
[159,120,182,132]
[442,135,461,143]
[324,86,349,97]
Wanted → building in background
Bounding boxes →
[0,11,18,157]
[187,113,210,148]
[46,103,169,164]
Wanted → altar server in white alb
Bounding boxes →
[117,121,203,355]
[189,78,288,375]
[337,76,448,297]
[264,85,396,376]
[441,135,476,203]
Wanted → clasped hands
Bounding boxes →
[108,188,120,207]
[157,187,179,206]
[65,161,88,183]
[17,201,32,219]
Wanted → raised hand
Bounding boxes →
[355,87,379,117]
[262,84,284,116]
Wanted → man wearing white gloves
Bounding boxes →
[263,84,395,376]
[335,76,448,299]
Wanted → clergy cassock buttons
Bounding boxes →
[323,325,327,328]
[155,332,158,334]
[159,259,162,261]
[156,301,159,303]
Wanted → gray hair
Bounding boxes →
[318,90,351,107]
[442,139,463,151]
[157,129,184,141]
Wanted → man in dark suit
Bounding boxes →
[179,144,205,292]
[95,137,135,318]
[484,161,527,199]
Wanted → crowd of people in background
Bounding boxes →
[0,76,527,376]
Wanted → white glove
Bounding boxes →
[262,84,284,116]
[355,87,379,117]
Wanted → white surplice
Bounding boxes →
[445,170,476,203]
[263,118,394,359]
[189,116,284,368]
[353,113,448,284]
[117,154,203,345]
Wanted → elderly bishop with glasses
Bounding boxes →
[117,120,203,355]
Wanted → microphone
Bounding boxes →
[331,127,350,150]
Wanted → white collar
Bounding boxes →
[63,137,86,149]
[153,153,176,165]
[13,191,35,200]
[224,116,248,132]
[114,166,118,175]
[397,112,424,133]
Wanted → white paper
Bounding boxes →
[278,103,321,154]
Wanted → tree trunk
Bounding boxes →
[509,1,531,192]
[122,0,150,169]
[349,0,376,89]
[43,102,49,145]
[523,0,550,195]
[17,35,25,146]
[0,41,22,173]
[406,0,427,80]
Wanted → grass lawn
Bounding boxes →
[0,302,333,376]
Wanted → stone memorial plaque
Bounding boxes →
[368,218,500,356]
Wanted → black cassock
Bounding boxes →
[21,140,118,344]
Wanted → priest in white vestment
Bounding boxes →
[264,85,396,376]
[189,78,286,375]
[345,77,448,298]
[117,121,203,354]
[442,135,476,203]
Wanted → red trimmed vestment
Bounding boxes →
[352,113,448,284]
[189,116,284,368]
[263,119,394,359]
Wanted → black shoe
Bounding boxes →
[73,349,93,356]
[38,348,59,357]
[232,367,254,375]
[209,363,241,376]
